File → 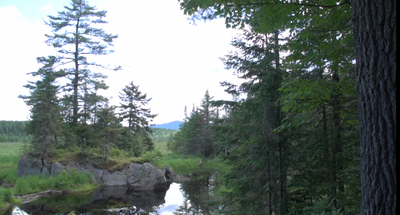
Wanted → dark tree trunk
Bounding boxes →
[73,17,81,125]
[351,0,396,214]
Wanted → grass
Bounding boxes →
[0,142,26,209]
[13,168,95,196]
[154,154,231,176]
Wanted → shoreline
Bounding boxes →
[0,186,99,213]
[15,185,100,204]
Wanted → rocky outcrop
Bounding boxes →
[16,154,183,191]
[17,154,49,177]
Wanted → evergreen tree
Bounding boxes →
[19,56,64,157]
[95,105,122,161]
[44,0,119,125]
[216,28,286,214]
[172,90,216,157]
[118,81,157,155]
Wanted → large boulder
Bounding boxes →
[127,163,168,190]
[102,170,128,187]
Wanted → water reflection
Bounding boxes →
[174,172,220,215]
[14,172,221,215]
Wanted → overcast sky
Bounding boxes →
[0,0,243,124]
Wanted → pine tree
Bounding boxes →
[44,0,119,125]
[95,105,122,161]
[19,56,64,157]
[118,81,157,155]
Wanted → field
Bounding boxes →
[0,142,26,209]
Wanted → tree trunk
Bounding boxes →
[73,17,81,125]
[351,0,396,214]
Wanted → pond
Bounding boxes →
[10,172,223,215]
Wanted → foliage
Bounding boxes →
[170,90,216,157]
[176,0,363,214]
[19,56,64,157]
[118,81,158,156]
[150,128,177,143]
[0,121,31,143]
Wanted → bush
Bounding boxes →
[141,149,162,163]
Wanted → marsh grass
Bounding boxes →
[14,168,95,196]
[154,154,231,176]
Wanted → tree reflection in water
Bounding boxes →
[174,171,222,215]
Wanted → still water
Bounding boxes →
[12,172,221,215]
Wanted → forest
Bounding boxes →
[5,0,395,214]
[170,0,395,214]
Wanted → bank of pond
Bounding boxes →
[4,171,226,215]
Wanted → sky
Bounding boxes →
[0,0,243,125]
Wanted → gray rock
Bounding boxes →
[50,162,65,176]
[66,160,100,184]
[17,154,47,177]
[102,170,128,187]
[127,163,167,190]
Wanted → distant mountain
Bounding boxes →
[151,120,183,130]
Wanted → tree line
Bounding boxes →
[18,0,157,160]
[0,121,31,143]
[172,0,396,214]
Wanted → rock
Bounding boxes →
[50,162,64,177]
[127,163,168,190]
[102,170,128,187]
[17,154,47,177]
[66,160,102,184]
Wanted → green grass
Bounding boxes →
[154,154,231,175]
[13,168,95,195]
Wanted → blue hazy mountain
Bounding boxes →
[151,120,182,130]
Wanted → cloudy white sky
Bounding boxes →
[0,0,243,124]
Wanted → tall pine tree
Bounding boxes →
[44,0,119,125]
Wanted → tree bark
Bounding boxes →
[351,0,396,214]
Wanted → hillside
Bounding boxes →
[151,121,182,130]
